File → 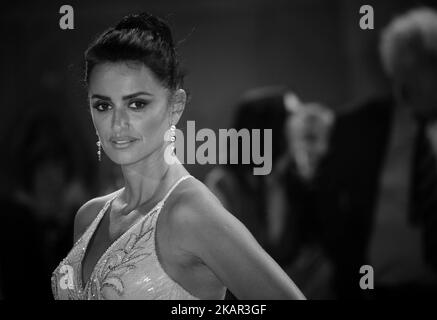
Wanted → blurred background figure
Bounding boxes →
[277,99,336,299]
[321,7,437,299]
[206,87,336,299]
[206,87,290,258]
[285,100,335,182]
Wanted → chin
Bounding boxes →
[105,151,148,166]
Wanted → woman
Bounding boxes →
[206,87,293,258]
[206,89,335,298]
[51,12,305,300]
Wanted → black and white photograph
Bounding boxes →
[1,0,437,305]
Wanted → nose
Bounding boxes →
[111,106,129,132]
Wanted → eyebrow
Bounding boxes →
[90,91,153,100]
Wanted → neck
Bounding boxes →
[119,145,173,213]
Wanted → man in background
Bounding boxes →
[322,7,437,299]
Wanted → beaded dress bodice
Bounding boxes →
[51,175,201,300]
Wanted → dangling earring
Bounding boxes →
[170,125,176,153]
[164,125,177,165]
[96,140,102,162]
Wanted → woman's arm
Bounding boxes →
[171,191,306,300]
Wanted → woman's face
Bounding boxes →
[88,62,172,165]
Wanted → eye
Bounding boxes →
[92,102,112,112]
[129,100,148,110]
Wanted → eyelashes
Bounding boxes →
[91,100,150,112]
[129,100,149,110]
[92,102,111,112]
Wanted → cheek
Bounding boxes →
[134,109,169,146]
[92,113,111,138]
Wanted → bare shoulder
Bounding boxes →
[165,177,247,251]
[168,177,233,223]
[73,190,121,243]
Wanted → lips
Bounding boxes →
[110,137,139,148]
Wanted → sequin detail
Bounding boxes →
[51,175,201,300]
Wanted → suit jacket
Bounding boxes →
[316,95,437,297]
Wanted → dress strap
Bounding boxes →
[158,175,193,207]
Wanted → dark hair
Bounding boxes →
[84,12,184,91]
[222,87,291,226]
[230,86,290,171]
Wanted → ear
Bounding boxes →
[169,89,186,126]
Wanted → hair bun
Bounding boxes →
[85,11,183,90]
[114,12,172,44]
[115,13,150,30]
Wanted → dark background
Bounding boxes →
[1,0,436,299]
[3,0,433,184]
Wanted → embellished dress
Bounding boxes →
[51,175,210,300]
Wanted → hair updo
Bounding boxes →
[84,12,184,91]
